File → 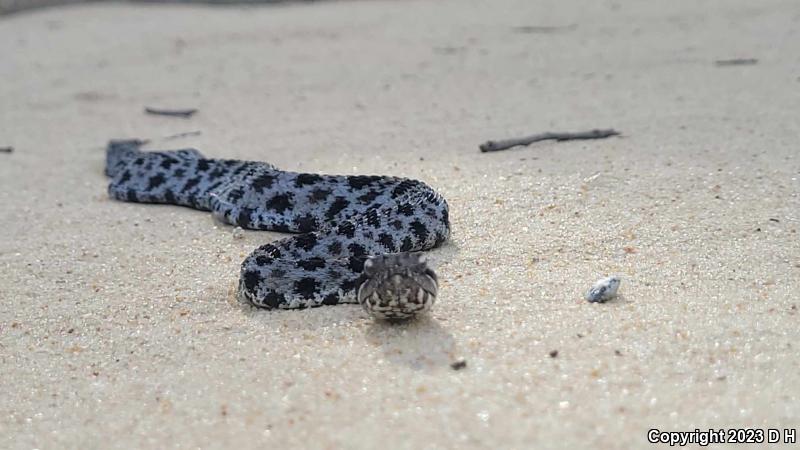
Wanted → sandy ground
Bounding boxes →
[1,0,799,448]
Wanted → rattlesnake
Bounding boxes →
[104,140,450,319]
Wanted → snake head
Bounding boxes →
[357,252,438,321]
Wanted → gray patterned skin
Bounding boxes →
[105,140,450,315]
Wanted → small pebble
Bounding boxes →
[585,276,621,303]
[232,226,245,240]
[450,359,467,370]
[549,350,559,358]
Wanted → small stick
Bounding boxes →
[109,138,148,147]
[714,58,758,66]
[0,146,13,153]
[480,129,620,153]
[144,107,198,118]
[511,24,577,34]
[163,130,202,140]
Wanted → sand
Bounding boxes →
[1,0,799,448]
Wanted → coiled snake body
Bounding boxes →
[105,140,450,319]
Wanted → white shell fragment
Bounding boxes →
[585,276,621,303]
[231,226,245,240]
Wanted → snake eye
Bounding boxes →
[424,268,438,283]
[362,257,377,275]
